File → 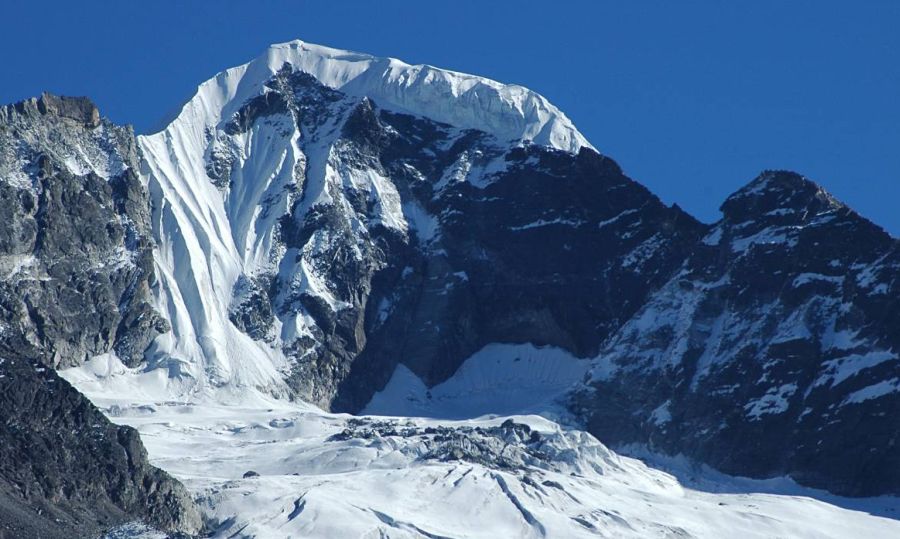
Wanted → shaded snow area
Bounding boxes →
[364,343,589,419]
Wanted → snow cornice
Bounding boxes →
[148,39,593,154]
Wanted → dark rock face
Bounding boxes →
[0,95,167,368]
[229,275,276,342]
[333,142,702,412]
[0,96,200,537]
[571,171,900,497]
[0,353,201,539]
[211,68,701,411]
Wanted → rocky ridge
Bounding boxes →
[572,170,900,496]
[0,94,200,538]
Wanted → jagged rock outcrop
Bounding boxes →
[6,92,101,128]
[571,171,900,496]
[0,352,201,539]
[0,93,168,368]
[0,95,199,537]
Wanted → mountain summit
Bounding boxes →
[153,39,592,152]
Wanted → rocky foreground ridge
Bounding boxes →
[0,94,200,538]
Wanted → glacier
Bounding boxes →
[71,382,900,539]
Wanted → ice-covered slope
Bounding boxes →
[133,39,592,403]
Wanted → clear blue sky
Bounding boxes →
[2,1,898,234]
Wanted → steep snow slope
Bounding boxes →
[364,343,588,419]
[151,40,591,153]
[134,39,592,403]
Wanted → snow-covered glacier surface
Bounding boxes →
[66,352,900,539]
[83,400,900,538]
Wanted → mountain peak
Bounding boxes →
[154,39,592,153]
[720,170,844,222]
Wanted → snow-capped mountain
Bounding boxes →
[135,39,599,405]
[0,39,898,538]
[129,38,899,498]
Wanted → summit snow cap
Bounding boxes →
[160,39,593,153]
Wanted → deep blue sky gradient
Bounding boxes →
[2,1,898,233]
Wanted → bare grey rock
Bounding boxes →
[0,95,199,537]
[0,94,166,368]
